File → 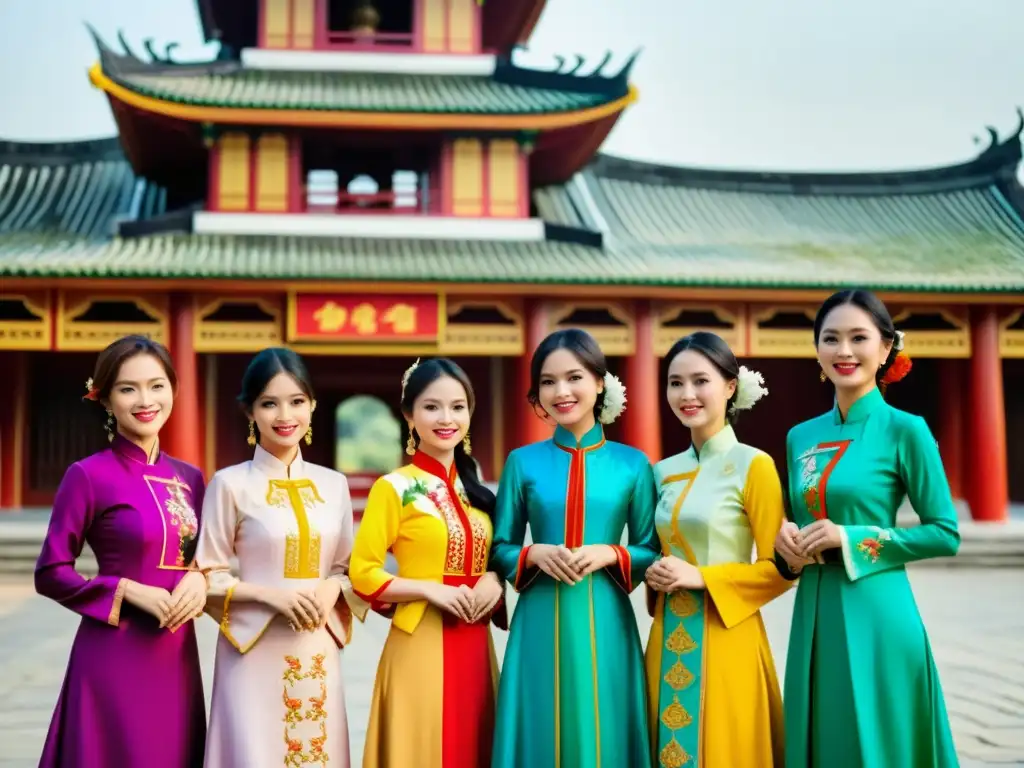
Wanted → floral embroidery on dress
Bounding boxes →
[400,478,430,507]
[797,441,852,520]
[282,655,330,765]
[857,529,892,563]
[427,486,468,574]
[164,479,199,566]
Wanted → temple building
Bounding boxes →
[0,0,1022,523]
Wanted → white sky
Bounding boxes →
[0,0,1021,175]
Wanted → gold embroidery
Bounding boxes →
[660,695,693,730]
[469,513,489,575]
[665,624,698,655]
[659,736,692,767]
[164,478,199,566]
[664,660,695,691]
[282,655,330,765]
[427,485,468,574]
[668,591,699,618]
[268,480,325,579]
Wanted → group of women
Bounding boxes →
[35,288,962,768]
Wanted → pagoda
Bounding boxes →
[0,1,1022,526]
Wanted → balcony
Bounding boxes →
[320,0,415,52]
[305,170,432,215]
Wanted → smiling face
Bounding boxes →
[408,374,470,458]
[666,349,736,435]
[250,372,313,455]
[537,348,604,430]
[105,353,174,443]
[817,303,893,395]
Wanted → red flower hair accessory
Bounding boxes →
[83,377,100,401]
[881,352,913,385]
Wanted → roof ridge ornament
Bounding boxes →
[494,46,641,98]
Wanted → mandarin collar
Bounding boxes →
[554,422,605,450]
[111,433,162,466]
[412,450,457,484]
[833,387,885,425]
[689,424,738,462]
[252,443,306,479]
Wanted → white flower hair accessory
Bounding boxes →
[599,372,627,424]
[893,330,906,351]
[729,366,769,415]
[400,358,420,401]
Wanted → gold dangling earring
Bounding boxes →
[247,420,257,447]
[462,432,472,456]
[304,425,313,446]
[105,411,115,442]
[406,432,417,456]
[819,369,827,383]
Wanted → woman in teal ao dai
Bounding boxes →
[491,329,660,768]
[775,290,960,768]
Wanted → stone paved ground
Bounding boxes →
[0,567,1021,767]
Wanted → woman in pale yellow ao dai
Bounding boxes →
[644,332,792,768]
[196,349,356,768]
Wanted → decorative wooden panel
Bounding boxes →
[56,292,168,351]
[0,292,52,350]
[194,297,283,352]
[291,0,315,48]
[999,310,1024,358]
[654,303,746,357]
[442,300,524,355]
[215,133,252,211]
[488,139,521,218]
[255,133,289,212]
[748,306,817,358]
[451,138,484,217]
[447,0,477,53]
[262,0,292,47]
[550,302,635,356]
[421,0,447,52]
[891,308,971,358]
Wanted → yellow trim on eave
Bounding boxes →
[88,62,638,131]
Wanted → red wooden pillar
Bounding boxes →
[164,295,204,471]
[622,301,661,463]
[967,307,1008,522]
[517,300,553,446]
[936,359,964,499]
[0,352,26,509]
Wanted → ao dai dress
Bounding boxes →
[195,446,356,768]
[783,388,960,767]
[491,423,660,768]
[647,425,790,768]
[349,451,504,768]
[35,435,206,767]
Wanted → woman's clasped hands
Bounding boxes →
[526,543,618,585]
[645,555,704,592]
[774,519,843,573]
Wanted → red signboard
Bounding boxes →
[289,293,441,342]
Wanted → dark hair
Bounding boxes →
[527,329,608,420]
[665,331,742,424]
[401,358,495,517]
[88,335,177,403]
[813,290,900,383]
[237,348,315,441]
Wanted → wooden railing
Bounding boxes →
[304,188,432,214]
[322,30,416,51]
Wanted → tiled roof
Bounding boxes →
[91,31,631,116]
[2,128,1022,292]
[0,138,165,242]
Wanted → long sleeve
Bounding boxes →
[700,453,793,628]
[349,477,401,617]
[193,472,240,618]
[607,460,660,593]
[489,451,538,591]
[839,415,960,581]
[326,475,357,645]
[34,462,127,626]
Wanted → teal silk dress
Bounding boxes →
[783,388,960,768]
[491,423,660,768]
